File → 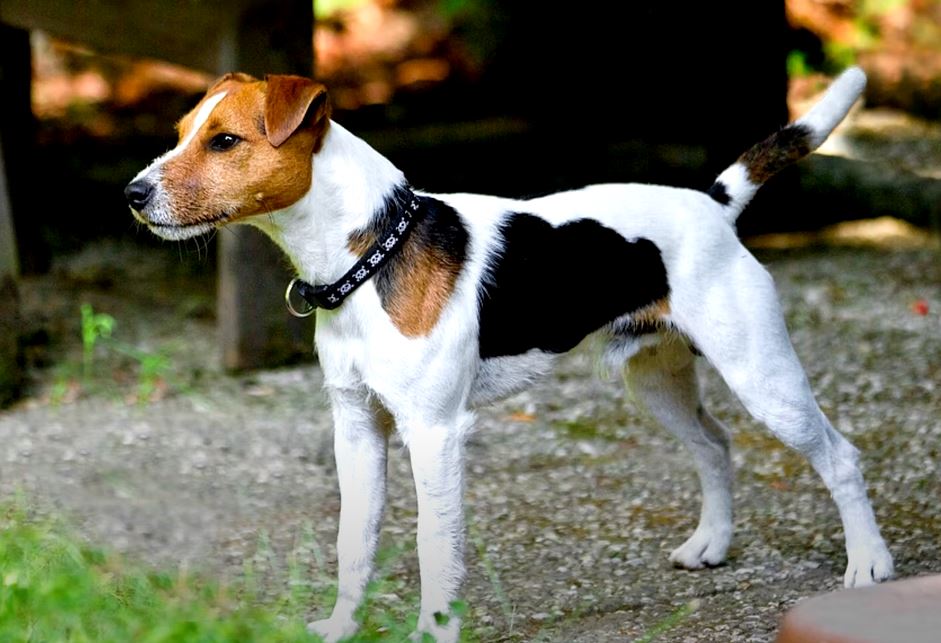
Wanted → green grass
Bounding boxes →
[0,496,697,642]
[48,303,194,406]
[0,501,488,642]
[0,503,320,642]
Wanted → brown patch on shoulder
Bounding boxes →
[347,205,467,338]
[384,240,463,337]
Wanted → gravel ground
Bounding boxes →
[3,231,939,642]
[3,104,941,643]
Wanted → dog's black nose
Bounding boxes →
[124,180,154,211]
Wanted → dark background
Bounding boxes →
[1,0,939,401]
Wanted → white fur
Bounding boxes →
[797,66,867,147]
[138,90,228,178]
[713,162,759,223]
[133,70,892,643]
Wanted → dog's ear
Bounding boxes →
[264,75,330,148]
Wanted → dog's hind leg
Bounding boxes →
[626,338,734,569]
[309,387,390,642]
[676,254,894,587]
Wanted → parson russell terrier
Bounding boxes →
[126,67,894,641]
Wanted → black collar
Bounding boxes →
[285,185,423,316]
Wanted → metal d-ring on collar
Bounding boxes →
[284,188,423,317]
[284,277,316,318]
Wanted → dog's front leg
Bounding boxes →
[309,387,389,642]
[405,413,472,643]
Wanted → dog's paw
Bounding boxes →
[844,541,894,588]
[409,612,461,643]
[307,616,359,642]
[669,525,731,570]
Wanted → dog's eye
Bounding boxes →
[209,133,241,152]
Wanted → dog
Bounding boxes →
[125,66,894,642]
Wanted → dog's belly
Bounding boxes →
[470,350,556,406]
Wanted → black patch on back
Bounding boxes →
[706,181,731,205]
[478,213,670,359]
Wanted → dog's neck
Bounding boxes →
[250,121,407,286]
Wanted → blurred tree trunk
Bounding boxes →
[0,24,38,273]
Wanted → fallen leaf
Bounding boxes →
[911,299,929,316]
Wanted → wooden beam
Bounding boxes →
[0,0,234,74]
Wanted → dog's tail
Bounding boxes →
[706,66,866,224]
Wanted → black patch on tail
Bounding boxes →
[706,181,732,205]
[740,123,814,183]
[478,214,670,359]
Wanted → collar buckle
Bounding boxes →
[284,277,316,318]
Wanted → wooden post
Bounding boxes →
[215,0,316,371]
[0,129,21,405]
[0,22,31,277]
[0,23,26,404]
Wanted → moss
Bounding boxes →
[551,418,640,444]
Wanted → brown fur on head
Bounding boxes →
[156,73,331,229]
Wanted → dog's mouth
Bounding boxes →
[133,209,231,241]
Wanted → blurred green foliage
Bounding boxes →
[791,0,938,74]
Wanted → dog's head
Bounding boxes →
[125,73,331,240]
